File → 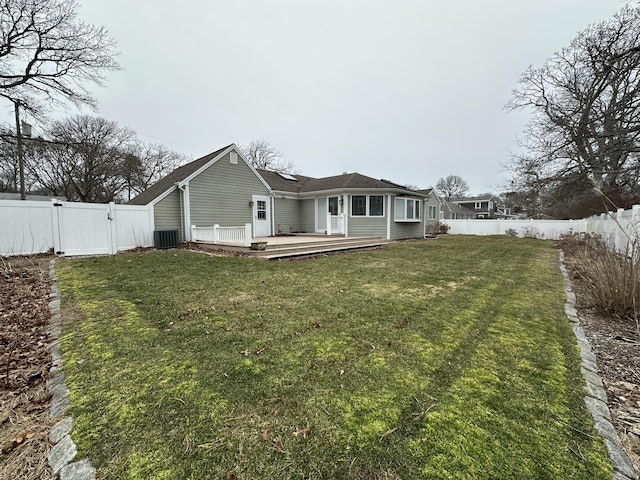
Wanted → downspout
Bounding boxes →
[177,183,191,241]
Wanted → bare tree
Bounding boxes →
[506,5,640,216]
[14,115,185,202]
[238,139,295,173]
[0,0,120,113]
[435,175,469,201]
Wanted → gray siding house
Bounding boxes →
[129,144,439,242]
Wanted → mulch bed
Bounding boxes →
[0,249,638,477]
[562,252,640,474]
[0,255,54,480]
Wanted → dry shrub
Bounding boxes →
[560,232,640,322]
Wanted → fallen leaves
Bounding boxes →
[2,431,36,454]
[293,425,311,438]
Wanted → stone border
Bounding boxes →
[40,254,638,479]
[46,259,96,480]
[559,252,637,480]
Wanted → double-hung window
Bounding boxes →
[351,195,384,217]
[428,205,438,220]
[395,197,421,222]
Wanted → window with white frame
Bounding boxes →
[369,195,384,216]
[475,201,482,209]
[351,195,384,217]
[394,197,421,222]
[428,205,437,220]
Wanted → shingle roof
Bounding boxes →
[129,143,425,205]
[443,201,476,216]
[298,172,422,195]
[128,144,232,205]
[417,188,434,196]
[255,169,315,193]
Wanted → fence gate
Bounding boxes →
[52,201,114,256]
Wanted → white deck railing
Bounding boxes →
[327,214,345,235]
[191,223,252,247]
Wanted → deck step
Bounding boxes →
[257,238,388,260]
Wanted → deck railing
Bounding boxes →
[327,214,345,235]
[191,223,252,247]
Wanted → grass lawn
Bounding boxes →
[56,236,611,479]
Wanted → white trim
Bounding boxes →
[180,183,191,241]
[343,194,349,237]
[252,194,271,237]
[350,194,385,217]
[386,194,391,240]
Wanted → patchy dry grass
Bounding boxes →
[56,236,611,479]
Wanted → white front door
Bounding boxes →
[252,195,270,237]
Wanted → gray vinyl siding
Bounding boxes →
[347,217,387,237]
[189,152,269,227]
[344,193,388,238]
[273,197,302,234]
[424,194,440,227]
[299,198,315,233]
[389,196,424,240]
[154,189,184,241]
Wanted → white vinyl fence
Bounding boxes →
[445,205,640,253]
[1,199,154,257]
[191,224,252,247]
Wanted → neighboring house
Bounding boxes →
[129,144,435,242]
[440,200,475,219]
[449,195,515,219]
[416,188,442,230]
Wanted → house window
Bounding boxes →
[428,205,437,220]
[351,195,384,217]
[475,201,482,209]
[328,196,339,215]
[352,195,367,216]
[257,200,267,220]
[369,195,384,216]
[394,198,421,222]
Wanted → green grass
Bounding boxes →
[56,236,611,479]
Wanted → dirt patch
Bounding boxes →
[563,251,640,475]
[0,255,54,480]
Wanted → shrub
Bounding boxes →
[522,227,542,239]
[561,231,640,323]
[437,222,450,234]
[504,228,518,237]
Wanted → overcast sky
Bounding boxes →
[14,0,635,194]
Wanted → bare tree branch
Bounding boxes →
[238,139,295,173]
[0,0,120,112]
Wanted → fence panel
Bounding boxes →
[0,200,54,255]
[53,202,112,256]
[1,200,154,257]
[445,207,640,252]
[113,204,155,251]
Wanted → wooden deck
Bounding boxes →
[194,235,389,260]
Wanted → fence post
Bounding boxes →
[108,202,117,254]
[213,224,220,244]
[191,225,197,242]
[326,213,332,235]
[51,199,62,255]
[244,223,252,247]
[614,208,624,253]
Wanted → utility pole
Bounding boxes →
[13,99,26,200]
